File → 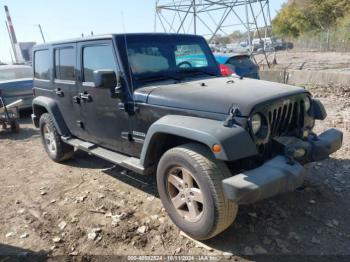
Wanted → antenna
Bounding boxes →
[121,11,136,112]
[37,24,46,43]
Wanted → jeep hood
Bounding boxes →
[134,77,308,116]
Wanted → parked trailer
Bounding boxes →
[0,95,22,133]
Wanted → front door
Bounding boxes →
[77,40,130,153]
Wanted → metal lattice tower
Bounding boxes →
[155,0,273,60]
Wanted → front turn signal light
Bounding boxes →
[212,144,222,153]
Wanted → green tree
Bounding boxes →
[272,3,311,37]
[272,0,350,38]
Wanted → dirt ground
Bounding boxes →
[255,51,350,72]
[0,87,349,261]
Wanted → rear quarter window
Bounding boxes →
[55,48,75,81]
[34,50,50,80]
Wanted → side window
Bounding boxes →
[55,47,75,81]
[83,45,116,82]
[34,50,50,80]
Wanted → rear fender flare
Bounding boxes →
[32,96,70,136]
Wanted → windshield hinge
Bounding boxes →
[223,106,240,127]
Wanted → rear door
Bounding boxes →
[77,40,130,153]
[52,44,84,137]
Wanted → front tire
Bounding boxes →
[157,143,238,240]
[39,113,74,162]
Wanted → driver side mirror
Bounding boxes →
[93,69,118,89]
[93,70,125,100]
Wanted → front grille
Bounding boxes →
[267,99,305,137]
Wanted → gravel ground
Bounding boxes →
[0,87,349,261]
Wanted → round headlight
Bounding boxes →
[251,114,262,134]
[304,97,311,112]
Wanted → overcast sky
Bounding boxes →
[0,0,287,62]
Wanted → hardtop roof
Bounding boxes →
[33,33,201,50]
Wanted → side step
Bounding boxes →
[62,137,145,174]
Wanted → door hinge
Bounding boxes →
[76,120,84,129]
[121,132,134,142]
[119,102,140,115]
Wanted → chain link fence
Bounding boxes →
[291,28,350,52]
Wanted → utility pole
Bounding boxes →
[154,0,159,32]
[9,49,14,63]
[245,0,251,54]
[5,21,16,63]
[4,5,20,62]
[37,24,46,43]
[193,0,197,35]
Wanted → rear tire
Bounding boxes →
[157,143,238,240]
[39,113,74,162]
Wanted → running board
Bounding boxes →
[62,137,144,174]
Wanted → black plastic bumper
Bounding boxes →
[222,128,343,205]
[307,128,343,162]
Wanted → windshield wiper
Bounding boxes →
[176,69,217,77]
[136,74,182,83]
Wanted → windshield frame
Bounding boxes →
[115,34,220,89]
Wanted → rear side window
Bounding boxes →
[34,50,50,80]
[83,45,116,82]
[55,48,75,81]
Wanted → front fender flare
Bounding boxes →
[140,115,257,166]
[32,96,70,136]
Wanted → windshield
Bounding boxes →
[0,67,32,81]
[125,36,219,86]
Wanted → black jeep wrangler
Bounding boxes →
[32,33,343,240]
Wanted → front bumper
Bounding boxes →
[222,128,343,205]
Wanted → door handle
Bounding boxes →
[55,88,64,97]
[79,92,92,102]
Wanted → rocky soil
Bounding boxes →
[255,51,350,72]
[0,87,349,261]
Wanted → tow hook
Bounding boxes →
[285,146,307,165]
[285,148,296,165]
